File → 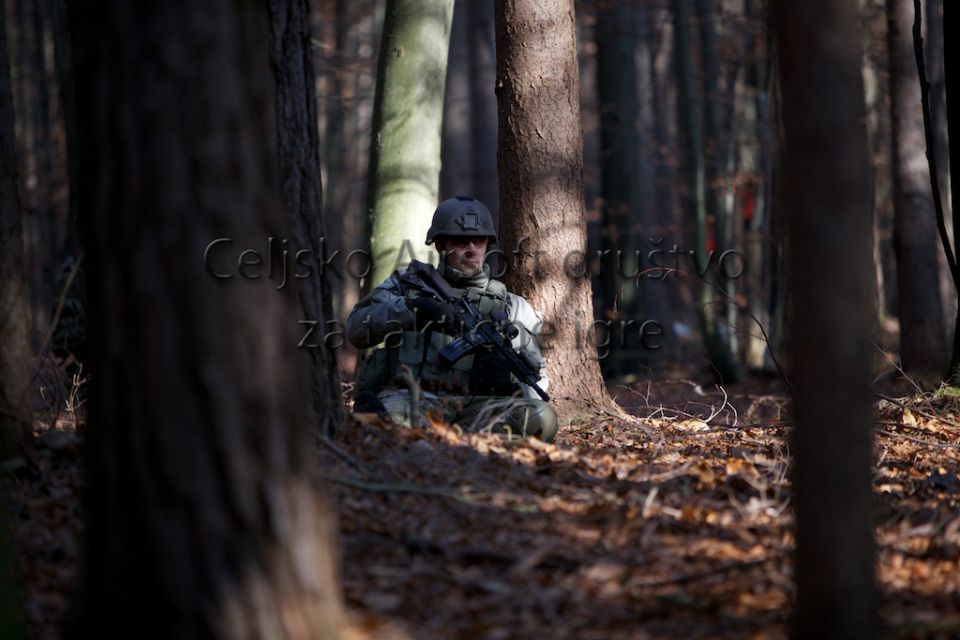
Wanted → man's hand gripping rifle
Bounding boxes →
[400,260,550,401]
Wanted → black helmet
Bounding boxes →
[425,196,497,246]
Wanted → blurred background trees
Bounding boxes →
[5,0,949,391]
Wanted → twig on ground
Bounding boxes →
[876,429,960,449]
[872,341,924,395]
[320,473,473,501]
[875,393,960,431]
[626,553,786,589]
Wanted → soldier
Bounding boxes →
[347,196,558,441]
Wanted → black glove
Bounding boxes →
[469,350,520,396]
[407,297,460,334]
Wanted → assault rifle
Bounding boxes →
[399,260,550,401]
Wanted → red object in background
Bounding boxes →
[742,184,756,222]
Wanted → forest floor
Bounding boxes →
[6,369,960,639]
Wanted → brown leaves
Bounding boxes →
[10,384,960,638]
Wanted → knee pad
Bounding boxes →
[518,400,558,442]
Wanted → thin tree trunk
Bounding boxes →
[776,0,878,636]
[926,0,956,338]
[468,0,499,237]
[70,1,343,634]
[440,0,472,200]
[696,0,740,377]
[652,8,688,347]
[596,2,642,376]
[672,0,738,382]
[0,1,34,455]
[888,0,947,376]
[494,0,609,415]
[49,0,78,257]
[945,0,960,383]
[636,5,670,342]
[266,0,344,436]
[365,0,454,290]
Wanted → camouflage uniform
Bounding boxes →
[347,262,558,441]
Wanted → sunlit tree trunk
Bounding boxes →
[495,0,609,414]
[70,1,343,635]
[776,0,878,636]
[365,0,454,289]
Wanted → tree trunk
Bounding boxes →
[743,0,772,370]
[941,0,960,383]
[652,6,688,349]
[698,0,742,375]
[365,0,454,290]
[468,0,500,237]
[596,2,642,377]
[0,1,34,455]
[70,2,343,635]
[672,0,739,382]
[494,0,609,415]
[49,0,79,257]
[266,0,344,436]
[776,0,878,637]
[439,0,472,200]
[924,0,955,336]
[887,0,946,377]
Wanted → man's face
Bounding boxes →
[439,236,489,276]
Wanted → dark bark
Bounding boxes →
[696,0,740,378]
[0,0,34,454]
[440,0,472,200]
[70,1,342,635]
[468,0,499,236]
[941,0,960,382]
[266,0,344,436]
[494,0,609,415]
[49,0,79,257]
[888,0,946,376]
[596,2,642,376]
[672,0,739,382]
[776,0,878,637]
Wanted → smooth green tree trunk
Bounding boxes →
[366,0,454,289]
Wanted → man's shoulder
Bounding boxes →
[486,277,509,298]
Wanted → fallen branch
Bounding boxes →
[876,429,960,449]
[627,553,786,589]
[320,473,472,501]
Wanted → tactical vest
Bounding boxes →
[356,277,516,395]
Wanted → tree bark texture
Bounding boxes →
[887,0,946,375]
[468,0,500,233]
[0,2,34,454]
[696,0,741,371]
[596,1,642,377]
[440,0,472,200]
[776,1,878,637]
[494,0,608,413]
[946,0,960,382]
[672,0,738,382]
[266,0,344,436]
[365,0,454,290]
[71,2,342,636]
